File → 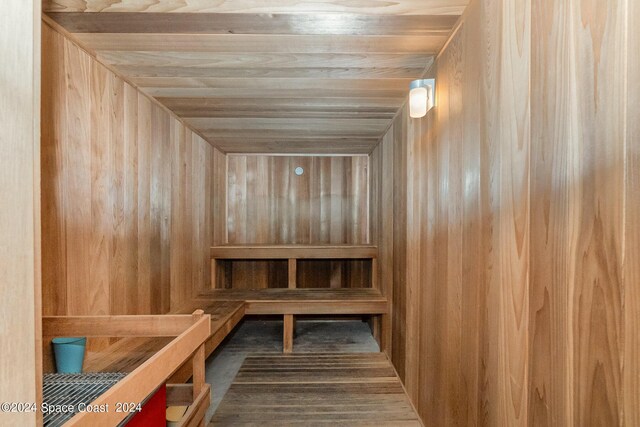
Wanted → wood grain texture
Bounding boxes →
[370,0,637,425]
[211,353,422,426]
[44,0,468,15]
[41,24,227,317]
[48,12,457,35]
[196,288,388,315]
[227,156,369,244]
[624,2,639,425]
[224,155,370,289]
[45,7,460,153]
[211,245,377,259]
[371,0,531,424]
[0,0,41,423]
[529,0,629,426]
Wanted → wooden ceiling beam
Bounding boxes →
[129,77,413,90]
[112,66,426,79]
[189,117,389,134]
[44,0,468,15]
[207,138,379,155]
[47,12,458,35]
[74,33,446,53]
[97,51,431,69]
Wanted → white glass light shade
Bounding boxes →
[409,79,435,118]
[409,86,428,118]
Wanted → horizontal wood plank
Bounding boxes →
[48,13,458,35]
[196,288,388,315]
[213,139,379,154]
[44,0,467,15]
[74,33,447,53]
[43,314,200,337]
[98,51,432,69]
[211,244,378,259]
[45,8,459,153]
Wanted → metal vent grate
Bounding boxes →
[43,372,127,426]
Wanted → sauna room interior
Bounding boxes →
[1,0,639,426]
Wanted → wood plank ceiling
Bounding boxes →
[43,1,467,154]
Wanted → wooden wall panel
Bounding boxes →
[0,0,41,423]
[227,155,369,245]
[624,2,639,425]
[225,155,370,289]
[373,0,530,423]
[372,0,637,425]
[41,23,226,316]
[529,0,628,425]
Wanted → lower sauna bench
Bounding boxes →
[41,311,212,426]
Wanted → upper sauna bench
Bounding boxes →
[210,244,378,259]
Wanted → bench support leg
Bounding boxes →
[283,314,294,353]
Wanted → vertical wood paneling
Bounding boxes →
[374,0,531,423]
[371,0,636,425]
[227,155,369,245]
[624,2,639,425]
[41,23,226,316]
[529,0,628,426]
[493,0,530,424]
[42,26,67,315]
[225,155,370,289]
[0,0,41,422]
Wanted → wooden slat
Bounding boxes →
[74,33,446,53]
[283,314,294,353]
[99,51,431,70]
[214,138,379,155]
[44,9,458,153]
[211,245,378,259]
[116,66,426,80]
[159,96,402,111]
[210,353,422,426]
[192,118,388,138]
[43,1,468,15]
[197,288,388,314]
[178,384,210,427]
[47,13,458,35]
[625,2,639,425]
[135,76,412,90]
[42,314,199,337]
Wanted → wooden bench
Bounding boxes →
[78,245,386,388]
[210,244,378,289]
[194,288,388,353]
[83,301,245,382]
[209,244,386,353]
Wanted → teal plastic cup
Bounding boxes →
[52,337,86,374]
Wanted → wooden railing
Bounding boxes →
[42,310,211,427]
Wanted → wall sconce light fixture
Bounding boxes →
[409,79,435,118]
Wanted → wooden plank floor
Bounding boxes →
[210,353,422,426]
